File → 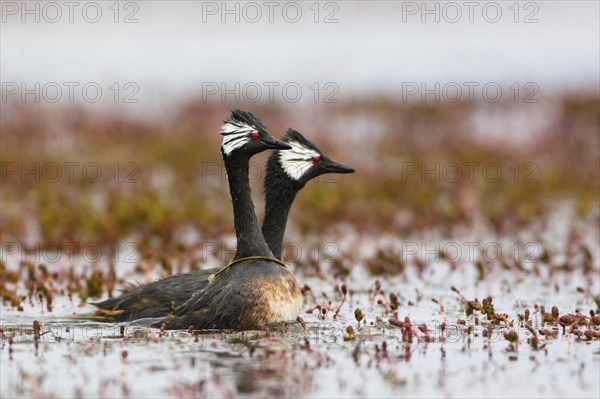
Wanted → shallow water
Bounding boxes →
[2,228,599,398]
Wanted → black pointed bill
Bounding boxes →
[321,159,355,174]
[262,135,292,150]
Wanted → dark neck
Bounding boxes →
[223,153,272,259]
[262,156,303,259]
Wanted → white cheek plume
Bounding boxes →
[279,140,320,180]
[220,122,255,155]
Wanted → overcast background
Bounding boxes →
[2,1,598,115]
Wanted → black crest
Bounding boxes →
[224,109,267,131]
[283,128,323,154]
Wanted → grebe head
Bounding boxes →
[277,128,355,185]
[220,109,291,157]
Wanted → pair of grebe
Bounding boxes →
[94,110,354,330]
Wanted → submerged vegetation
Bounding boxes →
[1,95,599,302]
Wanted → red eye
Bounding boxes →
[312,156,321,164]
[251,132,260,140]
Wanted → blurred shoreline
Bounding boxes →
[1,93,598,248]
